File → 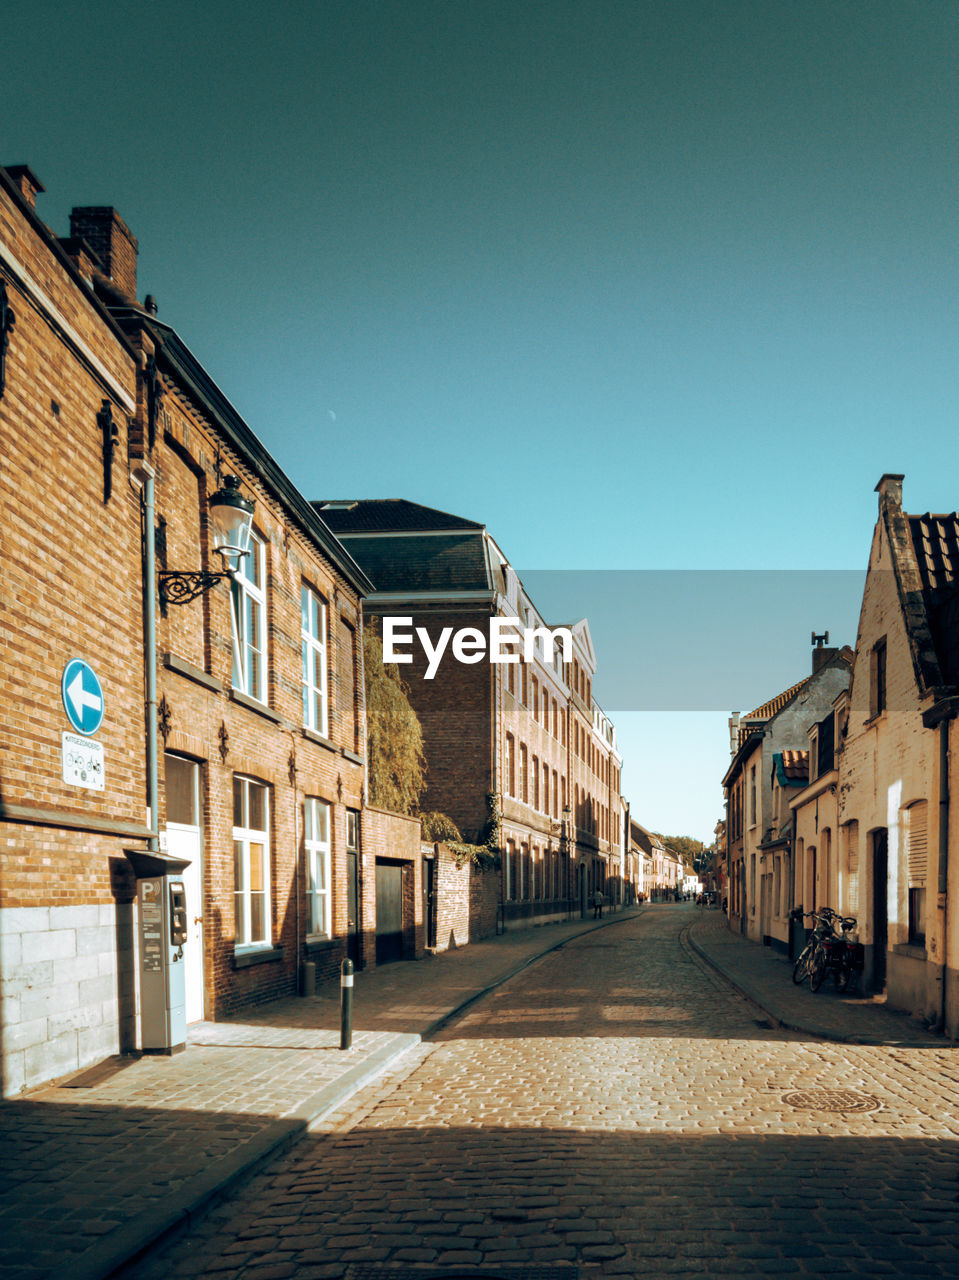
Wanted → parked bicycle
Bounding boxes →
[792,907,836,987]
[792,907,863,993]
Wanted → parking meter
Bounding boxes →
[125,849,192,1054]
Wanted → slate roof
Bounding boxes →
[334,531,492,594]
[909,513,959,688]
[314,499,483,534]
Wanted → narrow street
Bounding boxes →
[130,905,959,1279]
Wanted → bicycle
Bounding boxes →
[792,907,838,988]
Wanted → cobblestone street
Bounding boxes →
[127,906,959,1279]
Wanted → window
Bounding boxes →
[542,763,549,815]
[231,531,266,701]
[531,676,538,720]
[909,888,926,947]
[233,776,270,949]
[870,637,887,718]
[505,733,515,796]
[301,585,328,735]
[749,765,757,826]
[506,840,517,900]
[304,797,332,937]
[532,755,540,810]
[165,753,199,826]
[905,801,928,946]
[520,743,528,803]
[552,768,559,819]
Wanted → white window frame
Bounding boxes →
[304,797,332,938]
[233,775,271,951]
[231,532,266,702]
[301,584,329,736]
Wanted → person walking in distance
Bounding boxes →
[592,889,604,919]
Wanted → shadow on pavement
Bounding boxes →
[117,1118,959,1280]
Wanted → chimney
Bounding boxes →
[69,206,138,302]
[811,629,837,674]
[4,164,45,208]
[875,473,904,513]
[728,713,740,756]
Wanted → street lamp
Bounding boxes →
[562,803,572,913]
[159,475,254,608]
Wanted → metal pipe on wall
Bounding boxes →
[132,460,159,853]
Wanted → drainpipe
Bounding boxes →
[132,461,159,852]
[938,717,950,1035]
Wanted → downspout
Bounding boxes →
[938,717,950,1035]
[133,461,159,852]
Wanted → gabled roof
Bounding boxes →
[314,499,483,534]
[743,677,810,727]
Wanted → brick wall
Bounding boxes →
[368,606,494,841]
[0,171,145,1094]
[428,841,500,948]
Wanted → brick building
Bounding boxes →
[0,166,421,1095]
[723,644,853,948]
[315,501,626,936]
[824,475,959,1027]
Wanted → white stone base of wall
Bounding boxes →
[1,903,137,1096]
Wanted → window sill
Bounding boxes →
[230,690,282,724]
[301,727,338,753]
[342,748,364,766]
[893,942,927,960]
[164,653,222,693]
[233,945,285,969]
[864,711,887,729]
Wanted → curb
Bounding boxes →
[74,908,646,1280]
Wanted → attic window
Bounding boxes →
[870,638,887,718]
[321,501,357,511]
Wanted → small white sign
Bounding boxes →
[62,732,105,790]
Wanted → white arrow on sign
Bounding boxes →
[66,669,102,721]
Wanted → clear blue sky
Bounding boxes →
[9,1,959,839]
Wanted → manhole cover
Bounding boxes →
[782,1088,881,1112]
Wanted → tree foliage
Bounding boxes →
[653,834,706,865]
[363,625,426,815]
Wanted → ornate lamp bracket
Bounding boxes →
[159,568,232,611]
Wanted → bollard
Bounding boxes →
[339,957,354,1050]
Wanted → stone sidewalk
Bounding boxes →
[687,907,946,1047]
[0,908,637,1280]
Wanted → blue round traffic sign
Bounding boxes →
[61,660,105,735]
